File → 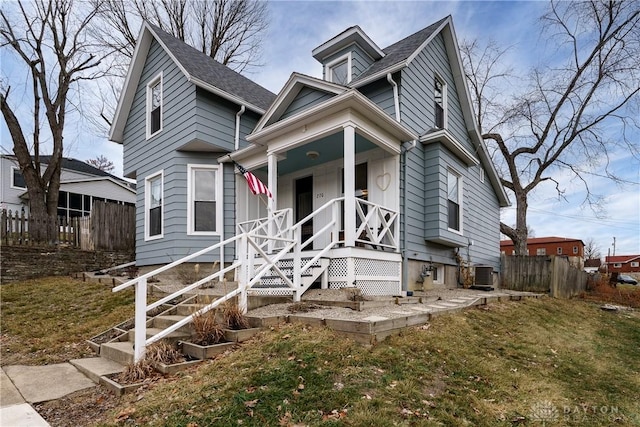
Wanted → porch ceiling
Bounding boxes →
[272,132,377,175]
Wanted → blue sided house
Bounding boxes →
[110,16,509,303]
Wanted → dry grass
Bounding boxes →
[0,276,136,365]
[144,341,184,365]
[191,308,225,345]
[580,275,640,308]
[117,359,154,384]
[222,301,249,330]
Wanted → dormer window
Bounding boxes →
[325,53,351,85]
[146,73,163,139]
[434,75,446,128]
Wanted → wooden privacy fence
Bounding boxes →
[501,255,588,298]
[1,201,134,251]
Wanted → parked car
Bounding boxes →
[617,274,638,285]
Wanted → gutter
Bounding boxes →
[387,73,400,122]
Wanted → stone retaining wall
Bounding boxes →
[0,245,134,284]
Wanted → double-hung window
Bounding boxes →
[325,53,351,85]
[447,169,461,232]
[145,171,163,240]
[11,167,26,189]
[188,165,221,235]
[146,73,163,138]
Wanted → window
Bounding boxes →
[434,75,446,128]
[145,171,163,239]
[537,248,546,255]
[573,246,579,254]
[146,73,163,138]
[631,261,639,267]
[188,165,221,235]
[613,263,622,268]
[447,169,461,232]
[557,247,563,255]
[11,167,26,189]
[326,53,351,85]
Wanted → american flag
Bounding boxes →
[234,162,272,198]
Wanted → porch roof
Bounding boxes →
[246,89,417,149]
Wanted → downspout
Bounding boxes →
[387,73,400,122]
[234,105,246,151]
[227,105,245,268]
[400,140,417,293]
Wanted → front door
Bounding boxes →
[295,176,313,249]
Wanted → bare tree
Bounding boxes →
[0,0,105,243]
[87,155,115,173]
[462,0,640,255]
[90,0,268,128]
[584,238,602,261]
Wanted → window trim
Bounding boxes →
[325,53,352,85]
[631,261,639,268]
[613,263,622,268]
[573,246,579,254]
[434,73,447,129]
[11,166,26,190]
[557,247,563,255]
[446,168,462,234]
[146,72,163,139]
[537,248,546,255]
[145,170,164,241]
[187,164,223,236]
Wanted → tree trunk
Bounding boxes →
[500,190,529,256]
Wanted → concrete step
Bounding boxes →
[101,341,135,365]
[126,327,190,344]
[152,315,192,333]
[69,357,124,384]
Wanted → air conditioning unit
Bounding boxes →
[472,265,494,291]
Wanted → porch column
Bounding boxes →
[343,125,356,247]
[267,152,277,252]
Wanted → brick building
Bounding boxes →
[500,236,585,269]
[605,255,640,273]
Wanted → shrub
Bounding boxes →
[145,341,184,365]
[192,308,225,345]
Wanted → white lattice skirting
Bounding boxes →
[328,257,401,295]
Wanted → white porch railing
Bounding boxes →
[112,198,398,362]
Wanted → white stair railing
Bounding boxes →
[113,198,398,361]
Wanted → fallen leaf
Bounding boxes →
[115,407,136,422]
[244,399,258,408]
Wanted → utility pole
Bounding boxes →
[612,237,616,256]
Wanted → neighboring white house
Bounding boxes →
[1,154,136,218]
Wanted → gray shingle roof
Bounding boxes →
[148,23,276,111]
[352,16,448,84]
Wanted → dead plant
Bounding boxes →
[222,301,249,330]
[192,307,225,345]
[287,302,325,313]
[144,341,184,365]
[118,359,154,384]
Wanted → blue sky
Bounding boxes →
[1,0,638,256]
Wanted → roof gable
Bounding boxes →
[254,73,347,132]
[312,25,385,62]
[110,22,276,143]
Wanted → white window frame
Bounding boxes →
[446,168,462,234]
[573,246,579,254]
[145,170,164,241]
[187,164,223,236]
[325,53,352,85]
[557,247,563,255]
[537,248,546,255]
[631,261,639,268]
[146,72,163,139]
[10,166,26,189]
[432,265,444,285]
[434,73,447,129]
[613,263,622,268]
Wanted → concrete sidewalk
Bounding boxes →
[1,363,96,427]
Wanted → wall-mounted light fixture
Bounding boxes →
[306,150,319,160]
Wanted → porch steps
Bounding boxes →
[250,258,330,298]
